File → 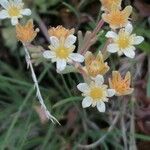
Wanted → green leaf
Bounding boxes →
[2,27,17,51]
[138,41,150,54]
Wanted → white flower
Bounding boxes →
[106,23,144,58]
[77,75,115,112]
[43,35,84,72]
[0,0,31,25]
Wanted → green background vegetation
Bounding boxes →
[0,0,150,149]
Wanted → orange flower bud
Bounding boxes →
[102,6,132,29]
[84,51,109,78]
[16,19,38,43]
[100,0,122,12]
[109,71,134,96]
[48,25,75,39]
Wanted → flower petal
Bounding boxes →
[0,0,9,9]
[56,59,66,71]
[43,51,55,59]
[133,36,144,45]
[11,17,18,25]
[21,9,32,16]
[107,44,119,53]
[82,97,92,108]
[77,83,89,93]
[123,48,135,58]
[105,31,117,38]
[125,23,133,34]
[95,75,104,86]
[69,53,84,62]
[97,101,106,112]
[50,36,59,48]
[103,98,109,102]
[14,0,22,3]
[107,89,116,97]
[0,10,9,19]
[65,35,76,47]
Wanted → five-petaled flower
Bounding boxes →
[84,51,109,78]
[106,23,144,58]
[48,26,75,39]
[77,75,115,112]
[43,35,84,72]
[102,5,132,29]
[100,0,122,12]
[16,19,38,43]
[109,71,134,96]
[0,0,31,25]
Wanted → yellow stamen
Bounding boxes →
[8,6,20,17]
[55,47,70,59]
[90,87,104,100]
[117,31,130,49]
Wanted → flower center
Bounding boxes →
[88,61,101,77]
[8,6,20,17]
[117,34,130,49]
[90,87,104,100]
[55,47,70,59]
[91,61,99,68]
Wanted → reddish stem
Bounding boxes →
[80,19,105,55]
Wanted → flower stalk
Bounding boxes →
[79,19,105,55]
[23,44,60,124]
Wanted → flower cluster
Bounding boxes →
[77,0,144,112]
[101,0,144,58]
[0,0,144,122]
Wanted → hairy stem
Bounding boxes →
[23,44,60,124]
[80,19,105,55]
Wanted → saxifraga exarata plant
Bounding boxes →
[0,0,144,130]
